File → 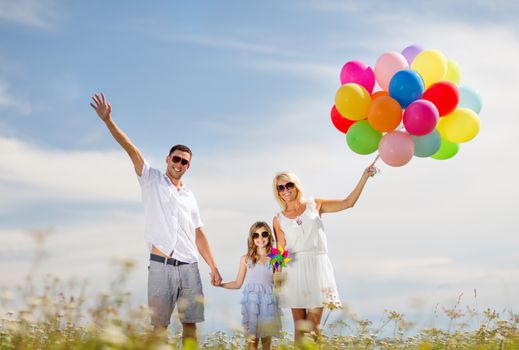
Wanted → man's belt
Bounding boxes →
[150,253,189,266]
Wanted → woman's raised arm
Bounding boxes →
[317,163,377,215]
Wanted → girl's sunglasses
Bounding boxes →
[277,182,295,192]
[252,231,270,239]
[171,155,190,166]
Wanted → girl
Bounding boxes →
[272,164,376,344]
[219,221,282,350]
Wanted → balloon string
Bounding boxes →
[370,154,381,176]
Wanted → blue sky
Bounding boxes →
[1,0,519,335]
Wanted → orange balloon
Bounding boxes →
[367,96,403,132]
[371,90,389,100]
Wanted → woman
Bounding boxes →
[272,164,376,343]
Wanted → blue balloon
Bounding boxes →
[458,86,482,114]
[389,69,424,108]
[410,129,441,157]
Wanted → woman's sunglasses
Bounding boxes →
[277,182,295,192]
[171,155,190,166]
[252,231,270,239]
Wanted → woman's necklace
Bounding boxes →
[287,203,304,226]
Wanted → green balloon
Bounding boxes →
[346,120,382,155]
[431,138,459,160]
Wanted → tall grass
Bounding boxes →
[2,266,518,349]
[1,231,518,349]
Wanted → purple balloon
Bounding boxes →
[403,99,439,136]
[401,44,424,66]
[340,60,375,94]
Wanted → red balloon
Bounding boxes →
[330,105,356,133]
[422,81,459,116]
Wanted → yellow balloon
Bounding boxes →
[444,59,461,85]
[411,49,447,88]
[335,83,371,121]
[437,108,480,143]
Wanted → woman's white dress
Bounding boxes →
[277,198,341,309]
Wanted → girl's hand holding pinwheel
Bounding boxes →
[269,246,291,290]
[269,246,291,270]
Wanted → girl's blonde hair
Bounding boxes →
[247,221,274,265]
[272,171,305,211]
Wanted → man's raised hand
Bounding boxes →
[90,92,112,122]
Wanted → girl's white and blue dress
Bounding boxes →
[277,198,341,309]
[240,259,282,338]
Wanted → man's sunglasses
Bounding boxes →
[277,182,295,192]
[252,231,270,239]
[171,155,190,166]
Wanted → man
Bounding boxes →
[90,92,222,344]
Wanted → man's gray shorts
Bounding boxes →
[148,260,204,326]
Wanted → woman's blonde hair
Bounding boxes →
[247,221,274,265]
[272,171,305,211]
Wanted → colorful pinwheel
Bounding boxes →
[268,246,291,269]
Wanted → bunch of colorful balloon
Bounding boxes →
[331,44,482,167]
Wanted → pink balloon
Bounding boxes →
[403,99,439,136]
[374,52,409,91]
[340,60,375,94]
[378,131,414,167]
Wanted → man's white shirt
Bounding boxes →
[137,160,203,263]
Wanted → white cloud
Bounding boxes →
[137,22,297,57]
[244,60,338,84]
[173,34,295,56]
[0,137,141,212]
[0,80,31,115]
[302,0,519,19]
[0,220,149,313]
[0,0,59,29]
[300,0,366,13]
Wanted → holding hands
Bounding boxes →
[210,268,222,286]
